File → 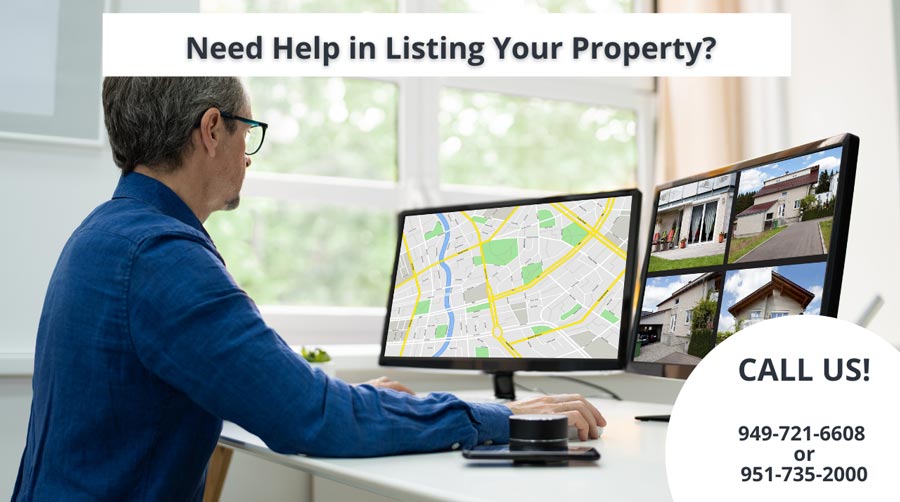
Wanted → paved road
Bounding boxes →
[736,219,825,263]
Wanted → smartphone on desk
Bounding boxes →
[462,445,600,463]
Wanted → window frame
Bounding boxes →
[217,0,658,345]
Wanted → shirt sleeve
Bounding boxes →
[126,234,511,457]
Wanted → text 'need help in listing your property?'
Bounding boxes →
[186,35,718,67]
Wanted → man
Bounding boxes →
[13,77,605,500]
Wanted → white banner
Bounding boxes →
[103,13,790,77]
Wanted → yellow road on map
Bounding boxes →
[510,268,627,345]
[495,198,617,301]
[398,234,420,357]
[460,210,522,358]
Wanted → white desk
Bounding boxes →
[219,394,673,502]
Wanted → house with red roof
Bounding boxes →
[727,271,815,329]
[733,165,820,237]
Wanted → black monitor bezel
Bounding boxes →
[378,188,642,372]
[627,133,859,378]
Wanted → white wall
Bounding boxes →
[0,379,31,497]
[780,0,900,341]
[0,141,117,354]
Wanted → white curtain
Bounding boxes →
[656,0,747,182]
[690,206,702,243]
[703,202,717,241]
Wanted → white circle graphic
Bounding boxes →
[667,315,900,501]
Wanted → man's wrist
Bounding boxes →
[467,402,512,445]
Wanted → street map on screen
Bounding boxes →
[383,195,632,360]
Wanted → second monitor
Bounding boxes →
[630,133,858,377]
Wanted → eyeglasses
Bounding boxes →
[221,111,268,155]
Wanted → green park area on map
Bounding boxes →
[414,299,431,315]
[601,309,619,323]
[562,223,588,246]
[482,239,518,265]
[561,304,582,320]
[537,209,555,228]
[424,222,443,240]
[521,262,543,285]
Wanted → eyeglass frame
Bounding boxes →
[218,111,268,155]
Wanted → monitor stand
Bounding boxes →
[492,371,516,401]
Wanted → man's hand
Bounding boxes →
[358,376,415,395]
[504,394,606,441]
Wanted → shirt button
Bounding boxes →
[451,442,460,450]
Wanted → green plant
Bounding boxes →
[716,330,734,344]
[687,292,717,359]
[801,199,835,221]
[301,347,332,363]
[798,193,818,215]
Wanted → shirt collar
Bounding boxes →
[112,172,210,238]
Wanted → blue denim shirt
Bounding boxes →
[13,172,511,501]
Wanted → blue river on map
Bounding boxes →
[432,213,455,357]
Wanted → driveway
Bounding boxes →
[735,219,825,263]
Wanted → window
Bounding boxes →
[670,312,677,332]
[199,0,656,344]
[778,204,785,217]
[794,200,801,209]
[769,311,789,319]
[688,201,717,244]
[684,309,692,325]
[749,310,762,320]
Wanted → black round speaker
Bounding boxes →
[509,414,568,451]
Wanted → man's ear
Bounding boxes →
[195,108,222,158]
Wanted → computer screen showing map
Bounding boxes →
[380,190,640,372]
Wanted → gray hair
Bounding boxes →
[102,77,247,174]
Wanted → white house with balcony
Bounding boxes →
[652,173,736,258]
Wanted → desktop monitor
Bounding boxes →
[628,133,859,379]
[379,190,641,398]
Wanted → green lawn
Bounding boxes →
[819,220,833,252]
[649,254,725,272]
[727,226,787,263]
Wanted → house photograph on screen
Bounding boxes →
[717,262,826,341]
[728,146,843,264]
[634,272,723,365]
[647,173,736,273]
